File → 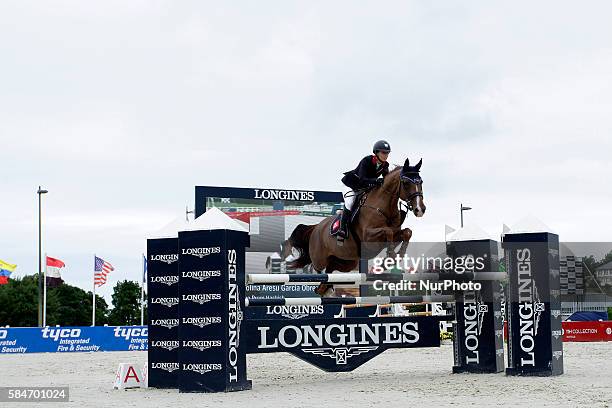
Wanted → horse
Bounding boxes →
[280,157,425,296]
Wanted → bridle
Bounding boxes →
[361,169,424,223]
[400,174,423,212]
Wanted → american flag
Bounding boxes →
[94,256,114,287]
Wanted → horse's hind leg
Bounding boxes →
[315,283,333,297]
[314,257,357,297]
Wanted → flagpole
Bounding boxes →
[140,254,145,326]
[92,254,96,327]
[43,253,47,327]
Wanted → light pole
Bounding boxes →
[460,203,472,228]
[37,186,48,327]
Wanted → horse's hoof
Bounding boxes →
[314,284,335,297]
[322,287,335,298]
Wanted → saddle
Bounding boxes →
[330,192,366,238]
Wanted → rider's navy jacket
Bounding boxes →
[342,155,389,189]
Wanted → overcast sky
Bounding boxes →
[1,1,611,302]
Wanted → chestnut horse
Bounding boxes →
[281,157,426,295]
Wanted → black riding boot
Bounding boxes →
[338,207,352,239]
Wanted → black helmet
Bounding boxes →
[373,140,391,153]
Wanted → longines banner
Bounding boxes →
[147,237,180,389]
[447,239,504,374]
[503,232,563,376]
[0,326,147,354]
[245,283,342,320]
[177,228,252,393]
[194,186,343,217]
[244,316,440,371]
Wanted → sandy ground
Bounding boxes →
[0,342,611,408]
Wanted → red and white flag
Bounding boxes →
[45,256,65,287]
[94,256,114,287]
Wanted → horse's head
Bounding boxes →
[400,158,426,217]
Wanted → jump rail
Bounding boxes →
[244,294,455,307]
[246,272,507,285]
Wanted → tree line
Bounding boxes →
[0,275,147,327]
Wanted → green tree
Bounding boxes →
[46,284,109,326]
[108,280,142,326]
[0,274,109,327]
[0,275,38,327]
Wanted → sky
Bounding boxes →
[1,1,611,302]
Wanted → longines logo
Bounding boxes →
[150,254,178,264]
[182,270,222,282]
[516,248,543,367]
[182,247,221,258]
[151,340,179,351]
[182,340,222,351]
[182,293,222,305]
[253,189,315,201]
[258,321,421,359]
[182,363,223,375]
[151,362,179,372]
[266,305,325,320]
[459,290,487,364]
[151,297,179,308]
[150,275,179,286]
[182,316,222,328]
[303,346,379,364]
[227,248,244,384]
[150,318,179,329]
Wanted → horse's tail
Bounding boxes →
[287,224,316,269]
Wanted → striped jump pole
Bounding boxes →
[244,294,455,307]
[247,273,364,284]
[246,272,507,285]
[333,301,448,318]
[341,302,431,309]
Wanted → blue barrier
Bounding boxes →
[0,326,148,354]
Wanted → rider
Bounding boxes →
[338,140,391,238]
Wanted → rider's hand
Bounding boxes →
[375,178,384,186]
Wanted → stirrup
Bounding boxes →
[336,231,346,246]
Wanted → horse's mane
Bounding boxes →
[389,164,403,173]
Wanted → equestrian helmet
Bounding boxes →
[373,140,391,153]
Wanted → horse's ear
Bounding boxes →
[403,158,410,168]
[415,158,422,171]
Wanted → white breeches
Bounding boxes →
[343,187,357,211]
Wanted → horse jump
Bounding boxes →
[146,190,564,392]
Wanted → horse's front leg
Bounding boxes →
[364,227,397,265]
[396,227,413,258]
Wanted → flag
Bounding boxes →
[142,254,147,284]
[46,256,65,287]
[94,256,114,287]
[0,259,17,285]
